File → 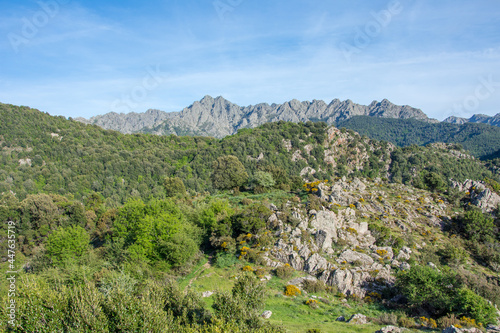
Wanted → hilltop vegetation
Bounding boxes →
[1,103,498,206]
[1,103,500,332]
[338,116,500,158]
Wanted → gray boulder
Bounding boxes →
[376,326,405,333]
[348,313,368,324]
[338,249,374,266]
[442,326,463,333]
[261,310,272,319]
[396,247,412,261]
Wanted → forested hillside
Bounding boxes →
[338,116,500,158]
[1,103,498,206]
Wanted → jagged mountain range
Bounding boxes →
[76,95,436,138]
[444,113,500,127]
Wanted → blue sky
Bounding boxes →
[0,0,499,120]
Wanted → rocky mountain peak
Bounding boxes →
[77,96,434,137]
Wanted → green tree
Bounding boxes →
[212,275,266,328]
[45,225,90,266]
[163,176,186,197]
[396,265,460,316]
[211,155,248,190]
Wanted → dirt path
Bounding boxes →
[185,256,213,291]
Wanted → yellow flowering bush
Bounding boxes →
[284,284,301,297]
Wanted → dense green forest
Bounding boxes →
[1,103,498,206]
[338,116,500,158]
[1,103,500,332]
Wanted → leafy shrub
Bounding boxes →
[456,287,497,325]
[211,155,248,190]
[437,314,460,329]
[254,171,275,188]
[377,312,398,326]
[396,265,460,316]
[455,268,500,306]
[307,194,323,211]
[305,299,319,309]
[439,241,468,266]
[275,264,294,279]
[215,251,238,268]
[397,265,497,323]
[398,315,416,328]
[232,204,271,234]
[302,279,326,293]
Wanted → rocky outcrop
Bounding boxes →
[310,210,338,254]
[348,313,368,324]
[442,326,483,333]
[338,250,374,266]
[452,180,500,212]
[472,188,500,212]
[376,326,405,333]
[76,109,171,134]
[77,95,432,138]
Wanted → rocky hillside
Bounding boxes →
[75,108,172,134]
[77,95,433,138]
[444,113,500,127]
[259,176,500,301]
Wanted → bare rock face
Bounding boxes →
[445,113,500,128]
[471,188,500,212]
[452,179,500,212]
[77,109,171,134]
[311,210,338,253]
[330,269,373,297]
[305,254,330,274]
